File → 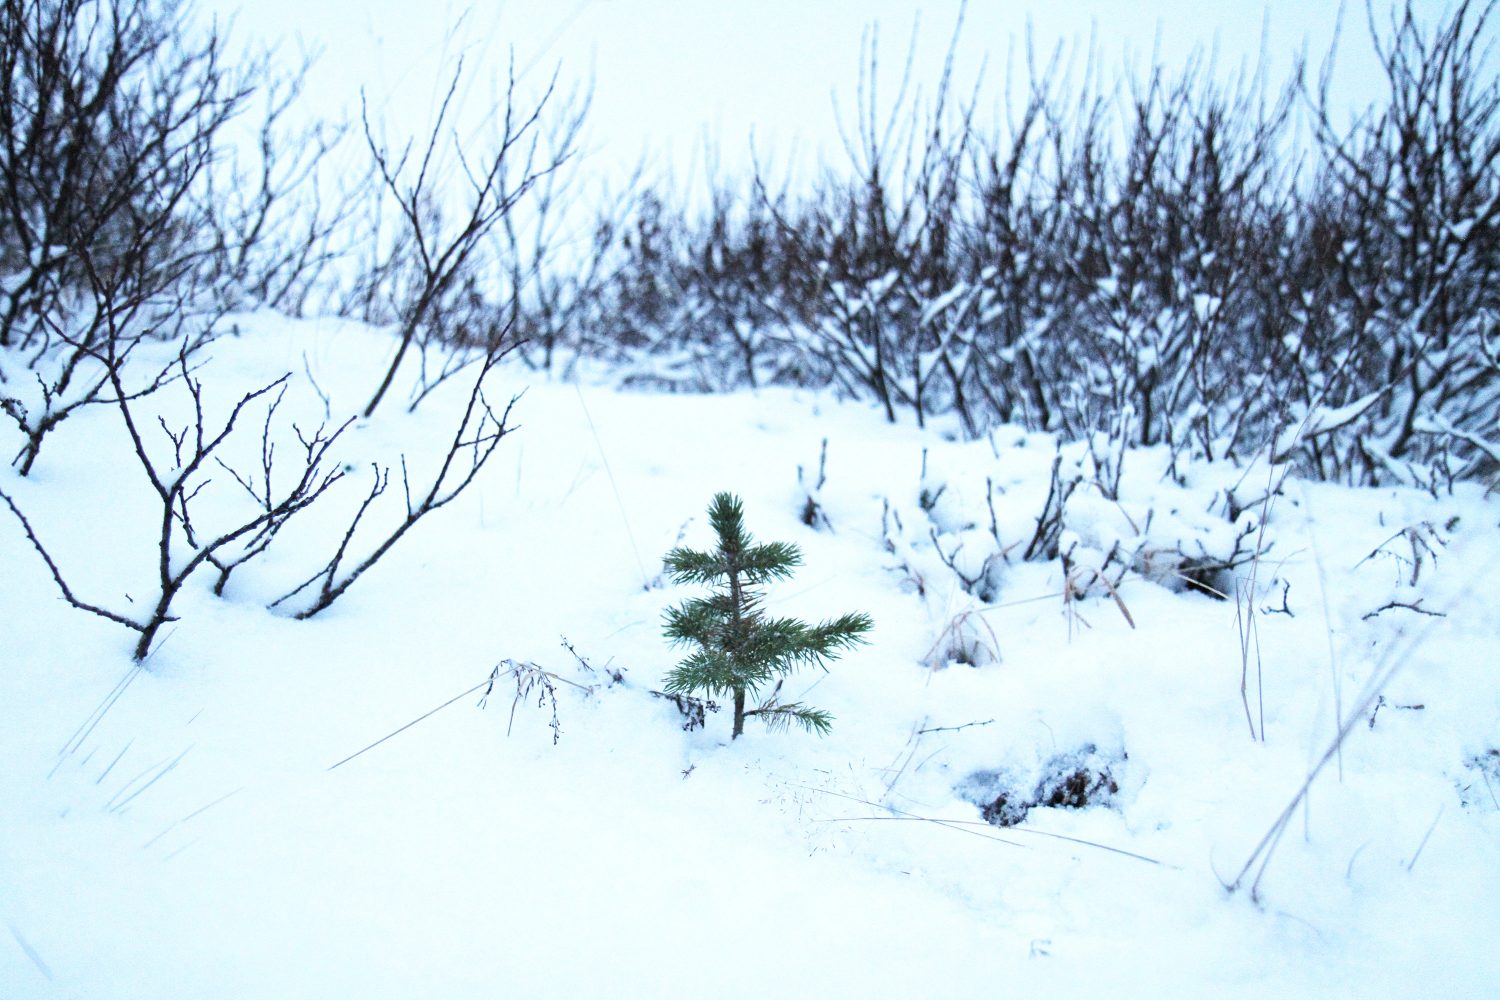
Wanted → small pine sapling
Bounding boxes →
[662,492,872,738]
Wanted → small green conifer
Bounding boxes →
[662,492,872,739]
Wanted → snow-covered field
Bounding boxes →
[3,315,1497,998]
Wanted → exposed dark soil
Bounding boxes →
[964,745,1123,828]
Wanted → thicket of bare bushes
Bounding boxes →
[1,0,1493,660]
[0,0,572,659]
[531,1,1497,490]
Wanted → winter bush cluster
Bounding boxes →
[518,2,1499,491]
[1,0,1495,666]
[0,0,563,659]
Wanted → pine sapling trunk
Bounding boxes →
[728,553,747,739]
[732,686,747,739]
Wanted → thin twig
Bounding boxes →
[917,718,995,735]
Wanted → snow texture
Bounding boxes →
[3,315,1498,998]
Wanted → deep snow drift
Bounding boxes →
[2,315,1498,998]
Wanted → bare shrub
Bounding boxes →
[542,3,1496,491]
[271,346,521,619]
[347,58,586,416]
[1,337,348,661]
[1284,0,1500,485]
[0,0,269,473]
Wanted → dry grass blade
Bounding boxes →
[1405,806,1444,873]
[1303,485,1344,776]
[1087,566,1137,629]
[923,605,1003,667]
[1227,576,1470,902]
[327,675,495,771]
[796,783,1171,866]
[328,660,596,770]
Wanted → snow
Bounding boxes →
[3,314,1499,998]
[5,0,1500,990]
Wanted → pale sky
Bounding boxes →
[203,0,1470,184]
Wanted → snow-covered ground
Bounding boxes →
[3,315,1497,997]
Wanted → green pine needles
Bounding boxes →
[662,492,873,739]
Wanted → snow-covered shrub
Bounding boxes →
[1276,0,1500,486]
[1,0,250,473]
[883,431,1281,671]
[1,0,361,474]
[512,3,1495,493]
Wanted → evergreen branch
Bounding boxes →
[664,650,742,698]
[665,541,801,584]
[809,612,875,650]
[778,612,874,669]
[738,541,803,582]
[741,616,820,667]
[745,701,834,736]
[706,492,752,553]
[664,547,728,583]
[662,601,723,645]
